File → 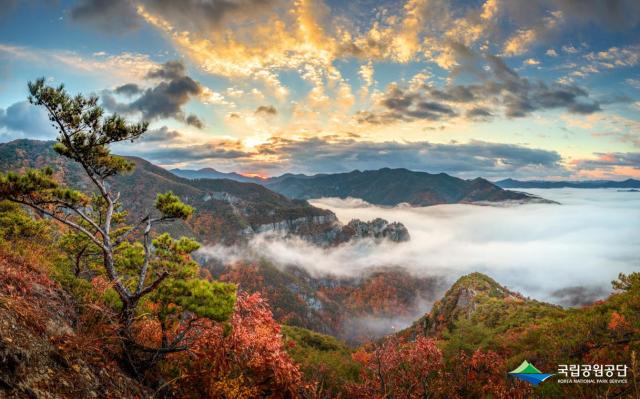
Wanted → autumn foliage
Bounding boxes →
[154,292,307,398]
[349,336,444,398]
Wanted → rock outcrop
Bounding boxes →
[251,215,410,246]
[344,218,410,242]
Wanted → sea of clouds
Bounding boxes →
[199,189,640,307]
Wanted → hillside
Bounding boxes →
[0,140,406,245]
[496,178,640,189]
[262,168,551,206]
[170,167,264,183]
[0,204,638,398]
[206,259,441,344]
[0,246,149,398]
[399,272,565,342]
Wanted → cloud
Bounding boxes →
[0,101,56,140]
[359,46,600,123]
[546,48,558,57]
[572,152,640,171]
[120,141,252,165]
[550,286,608,307]
[357,84,457,124]
[137,125,182,142]
[585,44,640,69]
[498,1,640,55]
[114,83,142,96]
[255,105,277,116]
[70,0,276,33]
[465,107,493,119]
[245,137,566,179]
[199,189,640,310]
[0,44,156,83]
[185,114,204,128]
[102,60,205,127]
[70,0,141,31]
[112,132,568,179]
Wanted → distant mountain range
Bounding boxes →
[496,178,640,189]
[173,167,551,206]
[170,167,263,183]
[0,140,392,245]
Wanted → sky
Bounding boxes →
[0,0,639,180]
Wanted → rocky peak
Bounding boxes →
[345,218,410,242]
[398,272,527,339]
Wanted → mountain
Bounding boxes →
[0,140,406,245]
[262,168,552,206]
[170,167,264,183]
[398,272,564,341]
[496,178,640,189]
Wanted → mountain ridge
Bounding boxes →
[496,178,640,189]
[0,139,406,246]
[175,167,553,206]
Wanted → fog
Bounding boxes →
[200,189,640,307]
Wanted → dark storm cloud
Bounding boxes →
[466,107,492,119]
[360,44,601,125]
[0,101,56,139]
[255,105,277,116]
[125,142,251,164]
[464,49,601,118]
[142,0,275,34]
[185,114,204,128]
[102,60,205,128]
[358,85,457,124]
[70,0,141,31]
[114,83,142,96]
[70,0,276,33]
[428,85,476,103]
[146,60,185,81]
[138,126,182,142]
[503,0,640,33]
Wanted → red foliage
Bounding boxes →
[349,336,444,398]
[163,292,308,398]
[448,349,531,399]
[608,311,632,332]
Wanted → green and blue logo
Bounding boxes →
[508,360,554,385]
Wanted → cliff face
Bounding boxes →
[344,218,410,243]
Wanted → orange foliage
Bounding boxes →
[349,336,444,398]
[159,292,309,398]
[608,311,632,332]
[448,350,531,399]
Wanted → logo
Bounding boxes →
[557,364,628,384]
[508,360,554,385]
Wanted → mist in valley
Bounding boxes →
[198,189,640,335]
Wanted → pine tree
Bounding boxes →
[0,79,236,373]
